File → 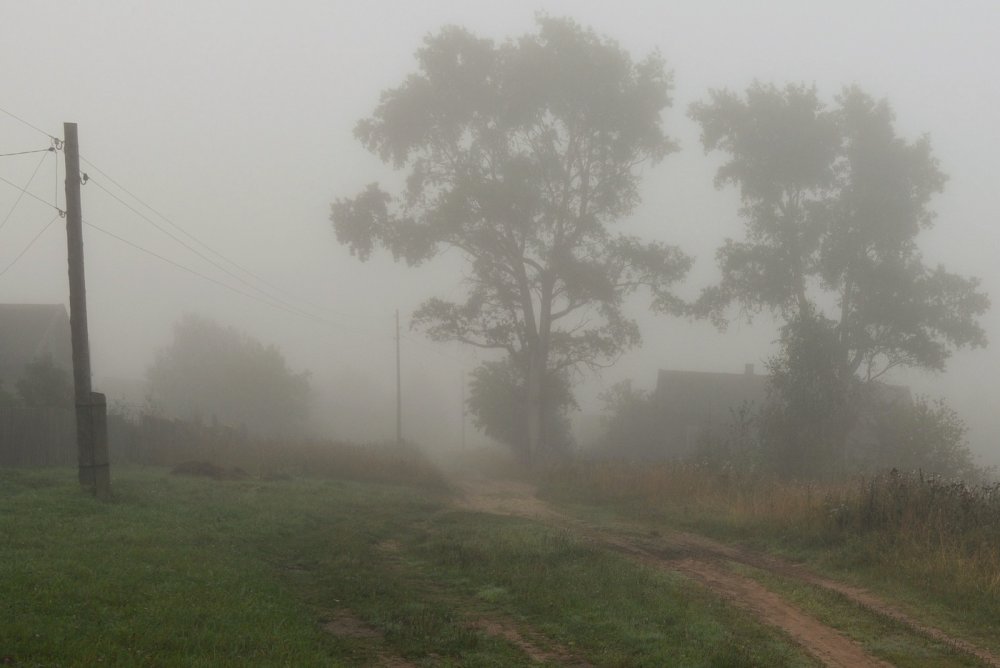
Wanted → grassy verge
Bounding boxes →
[2,464,816,666]
[539,461,1000,656]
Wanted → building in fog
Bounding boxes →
[0,304,73,393]
[653,364,911,460]
[654,364,767,456]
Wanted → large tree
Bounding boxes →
[332,17,691,461]
[691,83,988,383]
[691,83,988,473]
[147,315,311,437]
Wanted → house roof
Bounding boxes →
[654,366,911,419]
[655,368,769,422]
[0,304,73,380]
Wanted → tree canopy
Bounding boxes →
[332,17,691,460]
[691,83,988,383]
[147,314,311,437]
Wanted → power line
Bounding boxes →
[0,109,473,368]
[81,218,378,338]
[84,175,295,306]
[0,148,53,158]
[0,106,58,140]
[83,218,324,321]
[0,154,61,234]
[83,176,380,334]
[79,155,390,325]
[81,157,326,310]
[82,216,466,364]
[0,213,61,278]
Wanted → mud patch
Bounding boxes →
[319,609,416,667]
[322,610,381,639]
[468,617,593,667]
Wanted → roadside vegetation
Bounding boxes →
[541,461,1000,655]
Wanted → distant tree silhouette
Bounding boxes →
[147,314,310,437]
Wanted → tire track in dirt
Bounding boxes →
[454,477,998,668]
[624,530,1000,668]
[466,618,594,667]
[320,608,418,667]
[373,536,594,666]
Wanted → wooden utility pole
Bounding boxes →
[63,122,110,499]
[395,309,402,445]
[460,367,466,451]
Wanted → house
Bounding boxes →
[654,364,768,455]
[0,304,73,393]
[653,363,911,459]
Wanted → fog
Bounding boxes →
[2,1,998,464]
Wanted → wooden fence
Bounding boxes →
[0,408,247,468]
[0,407,75,466]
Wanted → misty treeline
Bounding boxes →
[144,314,310,437]
[330,17,988,475]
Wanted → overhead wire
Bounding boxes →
[0,105,58,141]
[80,156,406,326]
[0,156,62,234]
[82,176,390,339]
[84,175,294,306]
[0,213,61,278]
[76,162,464,358]
[80,155,352,320]
[1,107,469,366]
[83,208,466,362]
[81,218,380,340]
[0,150,55,233]
[0,148,52,158]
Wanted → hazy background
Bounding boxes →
[2,1,997,464]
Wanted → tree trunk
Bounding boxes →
[524,348,544,466]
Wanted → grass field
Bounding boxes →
[1,464,817,667]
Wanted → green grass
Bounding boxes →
[408,513,814,666]
[1,469,337,666]
[1,466,817,666]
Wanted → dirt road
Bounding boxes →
[454,477,999,668]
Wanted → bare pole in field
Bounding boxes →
[395,309,402,445]
[63,122,110,499]
[460,366,466,451]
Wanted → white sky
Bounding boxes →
[2,1,998,461]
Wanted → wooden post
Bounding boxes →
[395,309,402,445]
[63,122,110,499]
[460,367,466,451]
